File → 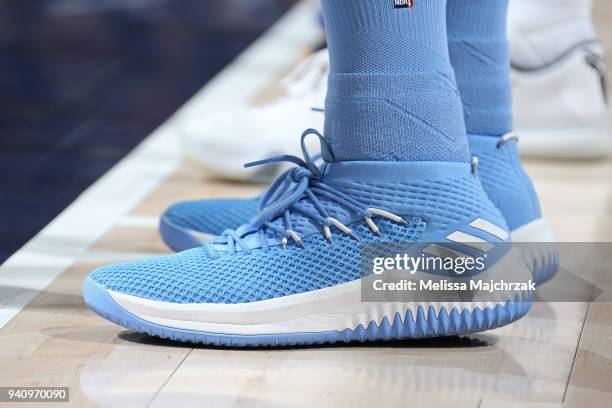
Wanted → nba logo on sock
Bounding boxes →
[394,0,414,8]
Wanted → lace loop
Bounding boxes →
[496,132,520,148]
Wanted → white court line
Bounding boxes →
[0,0,322,330]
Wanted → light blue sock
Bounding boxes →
[447,0,512,136]
[321,0,469,162]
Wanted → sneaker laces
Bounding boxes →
[206,129,407,257]
[256,152,323,211]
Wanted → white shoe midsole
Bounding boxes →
[511,218,556,242]
[109,248,531,335]
[511,218,559,281]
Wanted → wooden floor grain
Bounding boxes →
[564,302,612,407]
[2,0,612,406]
[0,262,190,407]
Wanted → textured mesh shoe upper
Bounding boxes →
[91,218,425,304]
[468,135,542,230]
[92,160,509,305]
[163,198,259,236]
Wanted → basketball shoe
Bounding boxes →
[468,134,558,285]
[160,155,317,251]
[508,0,611,159]
[160,133,558,285]
[85,130,533,347]
[159,198,259,252]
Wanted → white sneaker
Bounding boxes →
[511,42,611,159]
[180,49,328,182]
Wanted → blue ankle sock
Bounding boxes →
[447,0,512,136]
[321,0,469,162]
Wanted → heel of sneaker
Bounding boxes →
[511,219,559,285]
[468,134,542,232]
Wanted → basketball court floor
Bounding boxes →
[1,1,611,406]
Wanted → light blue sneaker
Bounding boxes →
[468,133,559,285]
[159,153,322,251]
[159,133,558,285]
[159,198,259,252]
[85,130,532,347]
[159,164,301,252]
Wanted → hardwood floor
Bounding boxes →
[1,0,611,406]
